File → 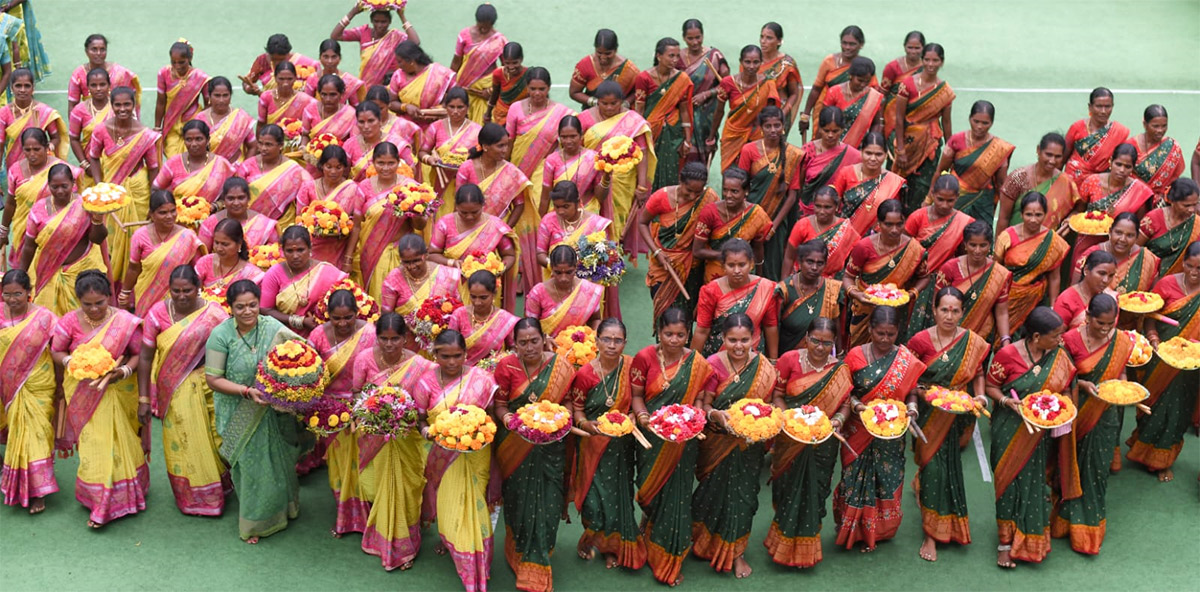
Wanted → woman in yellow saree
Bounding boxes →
[303,74,358,145]
[260,226,349,339]
[66,33,140,115]
[428,184,519,311]
[381,234,462,317]
[137,265,229,516]
[154,41,208,159]
[193,77,256,163]
[633,39,694,192]
[86,86,160,286]
[68,67,112,183]
[120,192,205,318]
[456,123,529,230]
[2,129,72,269]
[50,270,147,528]
[0,69,67,177]
[887,43,954,214]
[541,116,604,216]
[332,4,420,88]
[450,4,507,123]
[237,124,314,234]
[994,192,1070,333]
[17,164,108,317]
[418,88,481,223]
[0,270,58,514]
[354,142,425,295]
[152,120,237,206]
[580,81,656,244]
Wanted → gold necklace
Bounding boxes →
[9,101,32,119]
[376,348,405,374]
[403,262,428,288]
[657,346,683,382]
[183,153,212,174]
[598,357,622,407]
[728,353,752,383]
[471,306,494,329]
[82,307,113,332]
[932,328,955,362]
[559,211,583,233]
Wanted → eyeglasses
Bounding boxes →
[598,337,626,345]
[809,338,835,348]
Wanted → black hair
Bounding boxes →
[1143,104,1168,122]
[932,174,960,194]
[679,161,709,184]
[1186,240,1200,259]
[923,43,945,60]
[1089,87,1113,105]
[593,80,624,100]
[467,123,507,159]
[434,328,467,350]
[19,127,49,147]
[182,119,211,140]
[723,166,750,190]
[273,60,296,77]
[475,3,498,24]
[526,66,550,87]
[811,185,839,206]
[318,73,346,95]
[558,115,583,135]
[502,42,524,61]
[762,22,784,40]
[934,286,965,307]
[550,180,580,204]
[394,41,433,66]
[1038,132,1067,151]
[282,224,313,247]
[48,162,74,181]
[807,316,839,337]
[969,100,995,120]
[739,44,762,61]
[869,305,900,328]
[87,67,111,84]
[206,76,233,94]
[758,105,784,126]
[904,31,926,46]
[110,85,137,103]
[548,244,579,267]
[720,237,754,262]
[848,56,875,77]
[7,67,32,86]
[265,34,292,55]
[1083,249,1118,272]
[657,307,690,331]
[319,39,342,57]
[169,42,192,60]
[1026,306,1063,336]
[467,269,498,292]
[1111,211,1139,231]
[1166,178,1200,204]
[226,279,261,306]
[1111,143,1138,164]
[653,38,680,67]
[369,9,393,22]
[1087,293,1118,318]
[356,101,383,121]
[85,34,108,49]
[318,145,351,169]
[682,19,704,35]
[861,131,887,150]
[597,317,627,338]
[213,217,250,260]
[1,269,32,291]
[594,29,619,51]
[396,233,427,254]
[797,239,829,262]
[75,269,112,298]
[455,183,486,206]
[841,25,865,44]
[149,189,175,212]
[258,123,284,144]
[221,176,251,201]
[963,220,993,243]
[1020,191,1048,215]
[513,317,543,340]
[443,86,469,106]
[721,312,754,335]
[375,311,408,335]
[876,198,903,221]
[365,85,391,104]
[817,105,845,129]
[327,288,357,314]
[169,264,201,288]
[372,140,400,160]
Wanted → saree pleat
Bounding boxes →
[0,309,58,508]
[161,369,226,516]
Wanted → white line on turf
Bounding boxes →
[33,86,1200,95]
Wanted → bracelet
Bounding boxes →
[651,248,662,258]
[637,413,650,421]
[289,315,305,329]
[119,366,133,379]
[831,413,846,424]
[403,22,413,30]
[798,113,810,122]
[338,16,350,26]
[1000,335,1012,343]
[587,97,597,107]
[138,397,150,404]
[120,288,133,295]
[62,355,72,367]
[242,386,251,397]
[681,123,692,128]
[755,260,764,266]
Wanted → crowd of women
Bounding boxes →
[0,2,1198,591]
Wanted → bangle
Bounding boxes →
[681,123,692,128]
[289,315,304,329]
[587,97,597,107]
[119,366,132,379]
[403,22,413,30]
[120,288,133,295]
[637,412,650,421]
[138,397,150,404]
[338,16,350,26]
[651,248,662,258]
[755,260,764,265]
[62,355,72,367]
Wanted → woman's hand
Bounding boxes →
[1078,380,1098,397]
[830,416,843,431]
[117,290,133,309]
[974,395,989,408]
[137,401,151,426]
[849,289,871,305]
[1005,398,1021,412]
[704,136,716,150]
[244,387,267,406]
[303,314,318,330]
[678,139,691,158]
[636,413,650,429]
[895,151,908,171]
[708,409,730,432]
[852,401,867,413]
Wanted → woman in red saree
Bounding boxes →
[799,26,871,141]
[934,221,1013,344]
[67,68,111,181]
[785,186,858,281]
[485,43,527,127]
[447,270,518,367]
[887,43,955,214]
[843,199,929,347]
[1054,251,1118,331]
[835,306,926,551]
[1126,104,1185,197]
[580,81,656,244]
[3,132,74,269]
[199,178,279,251]
[154,41,207,159]
[255,61,318,130]
[692,167,772,282]
[934,100,1014,225]
[524,245,603,338]
[137,266,228,516]
[906,175,974,273]
[995,192,1070,333]
[0,69,66,177]
[418,89,481,221]
[637,162,716,319]
[692,239,779,358]
[355,143,423,296]
[634,38,694,192]
[822,57,883,149]
[797,107,862,217]
[738,106,801,278]
[193,77,256,163]
[237,124,314,234]
[196,219,265,294]
[50,270,147,527]
[296,146,364,271]
[120,191,205,319]
[1064,88,1130,184]
[428,184,518,311]
[346,102,415,182]
[1138,179,1200,277]
[450,5,507,123]
[1072,213,1159,296]
[0,270,58,514]
[569,29,640,108]
[631,308,714,586]
[66,34,140,114]
[832,132,906,238]
[757,23,801,138]
[382,234,462,317]
[710,45,778,173]
[1075,144,1154,256]
[152,120,236,205]
[332,4,420,88]
[303,75,359,147]
[301,40,363,107]
[997,133,1079,234]
[908,288,990,561]
[985,306,1075,567]
[542,117,604,216]
[260,226,349,338]
[388,41,455,132]
[880,31,925,101]
[678,20,728,165]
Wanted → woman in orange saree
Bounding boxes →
[799,26,872,141]
[236,124,314,234]
[933,221,1013,344]
[934,100,1014,225]
[1137,178,1200,277]
[822,57,883,149]
[295,146,364,271]
[1126,105,1185,197]
[580,81,656,244]
[346,103,415,182]
[120,192,205,319]
[906,175,975,274]
[637,162,717,319]
[757,23,801,139]
[1075,144,1154,256]
[260,226,349,339]
[797,107,862,219]
[995,192,1070,334]
[631,308,714,586]
[152,120,236,205]
[692,167,771,282]
[783,188,859,281]
[255,62,318,130]
[418,89,480,222]
[569,29,640,108]
[634,39,694,192]
[381,234,463,317]
[1071,213,1159,297]
[332,4,419,88]
[68,68,111,183]
[764,318,851,567]
[692,240,779,359]
[194,77,256,163]
[50,271,147,527]
[2,131,72,269]
[485,43,528,127]
[303,75,359,147]
[0,270,58,514]
[137,266,229,516]
[446,270,518,367]
[678,20,728,166]
[997,133,1079,234]
[428,184,519,311]
[984,307,1075,568]
[154,41,208,159]
[887,44,955,214]
[301,40,364,107]
[66,34,141,114]
[388,41,455,133]
[524,245,603,338]
[0,69,67,176]
[843,200,929,347]
[199,178,280,251]
[831,132,905,238]
[355,144,423,297]
[738,106,801,277]
[450,5,507,123]
[710,45,778,173]
[1064,88,1130,184]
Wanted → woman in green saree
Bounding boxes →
[1137,178,1200,278]
[205,279,303,543]
[692,313,778,578]
[984,306,1076,568]
[775,239,842,352]
[735,106,800,279]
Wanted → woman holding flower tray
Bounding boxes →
[196,219,265,296]
[580,80,656,243]
[50,270,146,528]
[296,145,363,271]
[353,142,424,293]
[3,129,75,271]
[255,61,318,131]
[493,318,575,592]
[260,226,349,339]
[418,89,481,221]
[524,245,603,338]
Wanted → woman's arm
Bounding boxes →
[892,96,910,171]
[154,91,166,129]
[330,5,362,40]
[1045,266,1061,304]
[995,194,1015,234]
[691,235,720,262]
[70,135,88,164]
[427,247,451,267]
[771,189,798,241]
[136,347,153,423]
[698,387,728,431]
[342,214,363,274]
[120,261,142,310]
[499,243,517,272]
[780,241,798,277]
[16,234,35,271]
[568,78,591,108]
[631,386,650,427]
[88,156,104,183]
[933,146,954,177]
[505,196,525,230]
[689,327,710,352]
[707,97,726,153]
[994,300,1011,345]
[782,79,802,129]
[940,103,953,141]
[765,327,779,360]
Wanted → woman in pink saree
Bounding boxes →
[332,5,420,88]
[381,234,462,317]
[255,62,318,130]
[303,74,359,145]
[120,191,205,319]
[456,123,530,229]
[429,185,520,311]
[418,89,480,221]
[67,68,112,183]
[193,77,256,163]
[450,5,507,123]
[537,180,620,318]
[525,245,603,338]
[448,270,519,367]
[195,218,265,293]
[579,81,656,245]
[354,142,424,296]
[154,41,208,159]
[241,34,318,96]
[152,120,236,205]
[2,131,74,269]
[296,146,364,271]
[0,70,68,176]
[346,103,415,182]
[66,34,141,115]
[260,226,349,339]
[542,116,604,216]
[198,177,280,251]
[389,42,455,132]
[236,124,314,234]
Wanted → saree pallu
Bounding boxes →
[7,160,59,267]
[0,308,58,507]
[1105,247,1159,295]
[392,64,455,131]
[200,108,255,162]
[355,192,408,298]
[307,180,360,267]
[165,156,234,204]
[272,262,349,335]
[692,354,777,572]
[1126,289,1200,471]
[641,72,694,191]
[572,358,646,570]
[798,143,857,215]
[719,79,778,172]
[636,351,712,585]
[457,308,519,367]
[760,54,800,137]
[698,278,775,357]
[215,392,301,539]
[151,303,228,515]
[510,104,571,293]
[1132,137,1185,196]
[2,102,68,172]
[422,120,481,225]
[96,129,157,285]
[681,48,724,163]
[776,277,841,352]
[743,142,801,280]
[29,200,107,317]
[536,280,603,339]
[990,348,1074,563]
[941,260,1012,342]
[456,33,507,123]
[645,188,714,319]
[320,326,376,535]
[832,85,883,148]
[496,356,573,592]
[915,210,973,277]
[442,216,519,311]
[1053,331,1131,554]
[547,150,601,213]
[384,264,462,317]
[62,313,148,525]
[888,81,955,213]
[790,217,858,280]
[1064,121,1131,183]
[581,109,657,243]
[913,330,990,545]
[1145,214,1200,277]
[807,55,850,123]
[160,68,209,158]
[492,68,530,127]
[244,158,308,234]
[74,104,112,180]
[765,361,852,567]
[952,136,1015,225]
[847,240,925,347]
[133,231,201,318]
[842,171,906,238]
[998,228,1069,331]
[260,91,313,127]
[358,29,404,87]
[1011,171,1080,231]
[470,161,530,221]
[307,104,358,143]
[574,56,639,100]
[834,346,925,549]
[700,204,772,282]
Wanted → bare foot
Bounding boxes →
[434,542,448,556]
[911,475,920,495]
[29,498,45,514]
[245,536,259,544]
[919,536,938,561]
[87,519,102,529]
[604,553,619,569]
[1158,468,1174,482]
[399,560,414,571]
[330,528,342,539]
[997,549,1015,568]
[668,575,684,587]
[733,556,753,578]
[1109,447,1122,473]
[860,545,875,553]
[577,539,595,561]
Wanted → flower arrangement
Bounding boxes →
[1126,330,1153,366]
[406,295,463,352]
[255,340,327,412]
[507,400,572,444]
[303,397,352,437]
[595,411,634,437]
[175,195,211,226]
[200,282,232,314]
[1020,390,1076,428]
[294,65,316,86]
[859,399,909,439]
[781,405,834,444]
[864,283,911,307]
[299,199,354,237]
[476,349,507,373]
[1068,211,1114,235]
[1094,380,1150,406]
[574,231,627,287]
[461,251,505,280]
[80,182,129,214]
[305,133,340,165]
[594,135,644,175]
[249,244,285,270]
[553,325,598,367]
[1156,336,1200,370]
[1117,291,1165,314]
[359,0,407,11]
[387,182,441,219]
[352,384,420,440]
[67,342,117,381]
[438,147,470,167]
[314,278,380,324]
[726,398,783,442]
[428,403,496,452]
[279,117,304,152]
[648,403,706,442]
[924,385,981,414]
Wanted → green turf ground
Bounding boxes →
[3,1,1199,590]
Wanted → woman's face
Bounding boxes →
[9,76,33,104]
[722,252,752,285]
[657,322,689,352]
[861,144,886,170]
[597,325,626,359]
[328,305,357,337]
[484,134,511,161]
[1021,202,1046,228]
[319,82,343,109]
[934,294,964,330]
[759,28,780,53]
[170,51,190,76]
[739,52,762,77]
[258,133,281,159]
[722,177,746,209]
[931,188,957,218]
[841,33,863,59]
[514,327,544,361]
[320,49,342,71]
[921,49,942,76]
[501,56,523,78]
[395,56,417,75]
[723,326,753,359]
[373,153,399,179]
[275,69,296,91]
[1037,142,1065,171]
[658,45,680,70]
[678,179,707,204]
[231,292,260,326]
[551,262,577,289]
[595,46,616,69]
[224,187,250,217]
[283,238,311,270]
[435,344,466,375]
[869,322,899,349]
[398,248,427,279]
[169,278,199,311]
[1,282,30,315]
[1089,95,1114,124]
[806,328,835,362]
[209,85,232,111]
[212,230,240,260]
[761,116,783,144]
[817,122,843,146]
[848,73,870,94]
[1033,325,1066,350]
[321,158,347,183]
[1144,115,1168,144]
[878,212,905,242]
[1170,191,1199,218]
[1108,220,1137,254]
[467,282,494,312]
[48,173,74,202]
[597,95,623,119]
[22,140,47,167]
[558,126,581,153]
[813,195,839,226]
[1181,254,1200,286]
[184,128,209,157]
[683,27,704,52]
[968,112,993,137]
[799,250,826,283]
[904,38,923,61]
[357,110,381,139]
[86,39,108,65]
[964,234,992,262]
[1109,154,1135,183]
[87,76,111,103]
[112,94,135,120]
[445,98,468,122]
[552,198,579,220]
[456,201,483,226]
[526,78,550,106]
[376,328,404,356]
[1085,310,1116,339]
[80,290,109,321]
[152,201,178,227]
